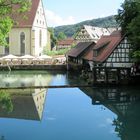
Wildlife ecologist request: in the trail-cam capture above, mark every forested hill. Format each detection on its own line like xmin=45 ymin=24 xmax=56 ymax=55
xmin=54 ymin=15 xmax=118 ymax=37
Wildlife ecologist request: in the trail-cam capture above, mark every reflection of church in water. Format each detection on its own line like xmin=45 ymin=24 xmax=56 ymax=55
xmin=80 ymin=87 xmax=140 ymax=140
xmin=0 ymin=72 xmax=52 ymax=121
xmin=0 ymin=88 xmax=47 ymax=121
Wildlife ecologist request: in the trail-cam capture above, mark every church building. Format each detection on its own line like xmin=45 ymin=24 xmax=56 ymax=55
xmin=0 ymin=0 xmax=48 ymax=57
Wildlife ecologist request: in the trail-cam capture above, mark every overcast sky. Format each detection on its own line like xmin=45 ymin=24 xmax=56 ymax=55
xmin=43 ymin=0 xmax=124 ymax=27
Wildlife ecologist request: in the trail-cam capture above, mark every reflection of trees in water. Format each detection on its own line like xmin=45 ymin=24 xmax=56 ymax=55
xmin=113 ymin=102 xmax=140 ymax=140
xmin=80 ymin=86 xmax=140 ymax=140
xmin=97 ymin=88 xmax=140 ymax=140
xmin=0 ymin=90 xmax=13 ymax=113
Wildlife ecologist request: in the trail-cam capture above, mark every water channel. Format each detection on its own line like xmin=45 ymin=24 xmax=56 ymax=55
xmin=0 ymin=70 xmax=139 ymax=140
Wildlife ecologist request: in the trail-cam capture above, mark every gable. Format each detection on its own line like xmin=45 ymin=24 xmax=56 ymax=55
xmin=33 ymin=0 xmax=47 ymax=28
xmin=106 ymin=37 xmax=132 ymax=64
xmin=75 ymin=27 xmax=93 ymax=41
xmin=75 ymin=25 xmax=114 ymax=43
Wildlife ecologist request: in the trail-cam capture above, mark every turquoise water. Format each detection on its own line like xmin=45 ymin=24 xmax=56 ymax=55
xmin=0 ymin=71 xmax=139 ymax=140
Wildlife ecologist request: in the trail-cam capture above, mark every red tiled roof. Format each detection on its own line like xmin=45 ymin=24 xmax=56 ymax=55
xmin=67 ymin=42 xmax=94 ymax=58
xmin=93 ymin=30 xmax=123 ymax=62
xmin=12 ymin=0 xmax=40 ymax=28
xmin=58 ymin=38 xmax=76 ymax=46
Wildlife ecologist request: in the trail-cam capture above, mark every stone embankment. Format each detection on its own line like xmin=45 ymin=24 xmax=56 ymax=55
xmin=0 ymin=64 xmax=67 ymax=71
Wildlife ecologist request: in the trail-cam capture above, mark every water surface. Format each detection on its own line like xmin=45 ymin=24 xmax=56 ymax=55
xmin=0 ymin=71 xmax=139 ymax=140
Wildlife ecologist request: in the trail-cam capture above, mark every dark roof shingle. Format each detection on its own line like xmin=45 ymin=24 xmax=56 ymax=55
xmin=67 ymin=42 xmax=94 ymax=58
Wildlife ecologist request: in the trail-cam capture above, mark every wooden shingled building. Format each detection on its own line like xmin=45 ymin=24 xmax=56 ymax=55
xmin=66 ymin=42 xmax=95 ymax=70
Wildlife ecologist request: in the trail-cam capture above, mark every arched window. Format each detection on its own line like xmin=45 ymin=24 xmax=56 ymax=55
xmin=20 ymin=32 xmax=25 ymax=55
xmin=39 ymin=30 xmax=42 ymax=47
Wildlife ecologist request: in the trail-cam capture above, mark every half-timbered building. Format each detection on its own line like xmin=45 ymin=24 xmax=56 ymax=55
xmin=93 ymin=31 xmax=132 ymax=67
xmin=92 ymin=30 xmax=133 ymax=84
xmin=74 ymin=25 xmax=115 ymax=43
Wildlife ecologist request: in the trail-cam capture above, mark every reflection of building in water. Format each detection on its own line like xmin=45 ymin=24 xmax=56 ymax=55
xmin=80 ymin=87 xmax=140 ymax=117
xmin=80 ymin=87 xmax=140 ymax=140
xmin=0 ymin=88 xmax=47 ymax=121
xmin=32 ymin=88 xmax=47 ymax=119
xmin=0 ymin=71 xmax=52 ymax=120
xmin=0 ymin=71 xmax=52 ymax=88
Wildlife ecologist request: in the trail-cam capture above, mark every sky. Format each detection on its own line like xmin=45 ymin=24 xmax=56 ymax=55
xmin=43 ymin=0 xmax=125 ymax=27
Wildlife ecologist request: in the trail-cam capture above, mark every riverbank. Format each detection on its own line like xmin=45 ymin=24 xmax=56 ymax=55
xmin=0 ymin=64 xmax=67 ymax=71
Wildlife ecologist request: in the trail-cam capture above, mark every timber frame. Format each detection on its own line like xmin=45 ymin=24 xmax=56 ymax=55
xmin=92 ymin=31 xmax=133 ymax=84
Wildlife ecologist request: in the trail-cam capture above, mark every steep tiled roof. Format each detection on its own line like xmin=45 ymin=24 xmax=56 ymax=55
xmin=93 ymin=30 xmax=123 ymax=62
xmin=58 ymin=38 xmax=76 ymax=46
xmin=67 ymin=42 xmax=94 ymax=57
xmin=12 ymin=0 xmax=40 ymax=27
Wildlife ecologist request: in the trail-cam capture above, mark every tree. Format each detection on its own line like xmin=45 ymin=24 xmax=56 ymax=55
xmin=48 ymin=27 xmax=58 ymax=49
xmin=0 ymin=0 xmax=31 ymax=46
xmin=57 ymin=32 xmax=66 ymax=41
xmin=116 ymin=0 xmax=140 ymax=62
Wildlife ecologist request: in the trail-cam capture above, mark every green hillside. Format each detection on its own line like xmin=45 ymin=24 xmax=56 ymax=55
xmin=54 ymin=15 xmax=118 ymax=37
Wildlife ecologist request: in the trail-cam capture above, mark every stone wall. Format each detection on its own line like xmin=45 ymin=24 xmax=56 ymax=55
xmin=0 ymin=64 xmax=67 ymax=71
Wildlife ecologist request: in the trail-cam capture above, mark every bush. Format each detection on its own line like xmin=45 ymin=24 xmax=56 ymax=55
xmin=44 ymin=48 xmax=70 ymax=56
xmin=0 ymin=90 xmax=13 ymax=113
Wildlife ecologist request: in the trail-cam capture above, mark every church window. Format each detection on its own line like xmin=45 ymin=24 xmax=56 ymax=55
xmin=20 ymin=32 xmax=25 ymax=55
xmin=5 ymin=37 xmax=9 ymax=55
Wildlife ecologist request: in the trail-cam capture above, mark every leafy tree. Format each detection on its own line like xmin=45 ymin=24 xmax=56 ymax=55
xmin=48 ymin=27 xmax=58 ymax=49
xmin=57 ymin=32 xmax=67 ymax=41
xmin=116 ymin=0 xmax=140 ymax=61
xmin=0 ymin=0 xmax=31 ymax=46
